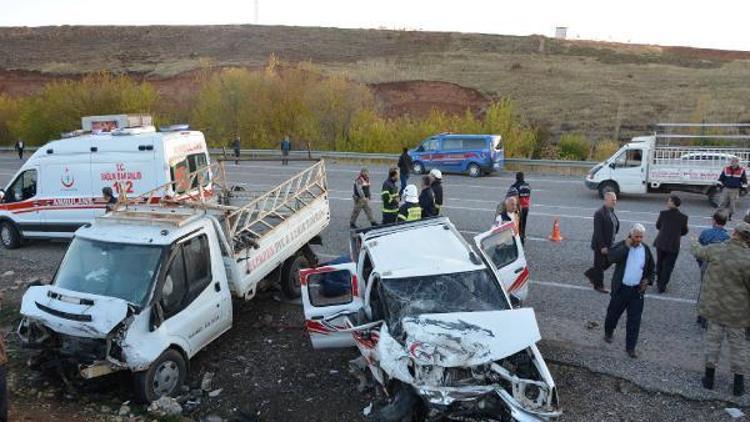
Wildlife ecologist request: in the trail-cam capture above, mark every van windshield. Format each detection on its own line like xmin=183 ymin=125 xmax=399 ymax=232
xmin=53 ymin=238 xmax=164 ymax=307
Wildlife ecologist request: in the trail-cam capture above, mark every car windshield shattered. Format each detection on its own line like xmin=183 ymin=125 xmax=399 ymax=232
xmin=378 ymin=269 xmax=508 ymax=339
xmin=53 ymin=237 xmax=164 ymax=307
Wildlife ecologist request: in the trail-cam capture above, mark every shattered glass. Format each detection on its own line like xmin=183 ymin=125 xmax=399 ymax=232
xmin=379 ymin=269 xmax=508 ymax=340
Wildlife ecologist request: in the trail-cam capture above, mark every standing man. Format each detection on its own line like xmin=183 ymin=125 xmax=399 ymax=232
xmin=350 ymin=168 xmax=378 ymax=229
xmin=397 ymin=185 xmax=422 ymax=222
xmin=717 ymin=157 xmax=747 ymax=221
xmin=0 ymin=290 xmax=7 ymax=422
xmin=418 ymin=176 xmax=436 ymax=218
xmin=14 ymin=139 xmax=24 ymax=160
xmin=232 ymin=137 xmax=241 ymax=165
xmin=653 ymin=195 xmax=689 ymax=293
xmin=510 ymin=172 xmax=531 ymax=243
xmin=429 ymin=169 xmax=443 ymax=215
xmin=603 ymin=224 xmax=655 ymax=358
xmin=695 ymin=210 xmax=730 ymax=327
xmin=585 ymin=192 xmax=620 ymax=293
xmin=280 ymin=135 xmax=292 ymax=166
xmin=397 ymin=147 xmax=413 ymax=195
xmin=691 ymin=222 xmax=750 ymax=396
xmin=381 ymin=167 xmax=400 ymax=224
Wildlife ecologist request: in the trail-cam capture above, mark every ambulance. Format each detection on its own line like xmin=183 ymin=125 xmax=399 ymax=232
xmin=0 ymin=115 xmax=212 ymax=249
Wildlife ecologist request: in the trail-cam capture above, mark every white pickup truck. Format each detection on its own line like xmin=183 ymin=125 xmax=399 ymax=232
xmin=17 ymin=161 xmax=330 ymax=402
xmin=585 ymin=124 xmax=749 ymax=205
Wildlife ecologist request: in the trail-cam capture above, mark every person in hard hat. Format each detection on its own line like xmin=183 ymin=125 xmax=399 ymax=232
xmin=429 ymin=169 xmax=443 ymax=215
xmin=381 ymin=167 xmax=400 ymax=224
xmin=397 ymin=184 xmax=422 ymax=222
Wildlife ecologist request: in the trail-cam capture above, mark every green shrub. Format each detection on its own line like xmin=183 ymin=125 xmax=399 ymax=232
xmin=592 ymin=139 xmax=620 ymax=161
xmin=559 ymin=133 xmax=590 ymax=160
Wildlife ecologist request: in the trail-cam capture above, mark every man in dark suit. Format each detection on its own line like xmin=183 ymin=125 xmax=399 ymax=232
xmin=585 ymin=192 xmax=619 ymax=293
xmin=653 ymin=194 xmax=689 ymax=293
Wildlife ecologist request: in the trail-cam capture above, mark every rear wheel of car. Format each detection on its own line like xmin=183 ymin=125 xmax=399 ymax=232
xmin=598 ymin=181 xmax=619 ymax=199
xmin=133 ymin=349 xmax=187 ymax=404
xmin=412 ymin=162 xmax=424 ymax=175
xmin=0 ymin=220 xmax=21 ymax=249
xmin=377 ymin=383 xmax=423 ymax=422
xmin=281 ymin=252 xmax=312 ymax=299
xmin=707 ymin=186 xmax=721 ymax=208
xmin=467 ymin=163 xmax=481 ymax=178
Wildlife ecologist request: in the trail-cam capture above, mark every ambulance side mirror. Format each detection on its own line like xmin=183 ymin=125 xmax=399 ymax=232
xmin=0 ymin=189 xmax=5 ymax=202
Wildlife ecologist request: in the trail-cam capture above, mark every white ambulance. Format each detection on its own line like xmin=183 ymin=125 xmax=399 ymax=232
xmin=0 ymin=115 xmax=211 ymax=249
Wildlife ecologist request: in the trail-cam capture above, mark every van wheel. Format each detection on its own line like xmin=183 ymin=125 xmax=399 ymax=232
xmin=281 ymin=252 xmax=312 ymax=299
xmin=467 ymin=163 xmax=481 ymax=178
xmin=0 ymin=221 xmax=21 ymax=249
xmin=133 ymin=349 xmax=187 ymax=404
xmin=412 ymin=162 xmax=424 ymax=175
xmin=598 ymin=181 xmax=619 ymax=199
xmin=707 ymin=186 xmax=721 ymax=208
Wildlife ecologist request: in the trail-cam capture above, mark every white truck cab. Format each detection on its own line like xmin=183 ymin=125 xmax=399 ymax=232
xmin=0 ymin=114 xmax=211 ymax=249
xmin=585 ymin=124 xmax=750 ymax=205
xmin=17 ymin=161 xmax=330 ymax=403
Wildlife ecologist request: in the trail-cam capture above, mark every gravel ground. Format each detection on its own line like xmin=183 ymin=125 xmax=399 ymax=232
xmin=1 ymin=155 xmax=749 ymax=420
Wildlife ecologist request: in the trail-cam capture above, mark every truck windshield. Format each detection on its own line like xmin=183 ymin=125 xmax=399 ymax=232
xmin=53 ymin=238 xmax=164 ymax=307
xmin=378 ymin=269 xmax=508 ymax=339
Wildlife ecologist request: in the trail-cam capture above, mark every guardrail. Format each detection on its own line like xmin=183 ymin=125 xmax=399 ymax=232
xmin=0 ymin=146 xmax=598 ymax=170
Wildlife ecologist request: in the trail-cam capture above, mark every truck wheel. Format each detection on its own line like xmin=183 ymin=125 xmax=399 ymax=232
xmin=598 ymin=181 xmax=619 ymax=199
xmin=0 ymin=220 xmax=21 ymax=249
xmin=281 ymin=252 xmax=311 ymax=299
xmin=707 ymin=186 xmax=721 ymax=208
xmin=133 ymin=349 xmax=187 ymax=404
xmin=413 ymin=162 xmax=424 ymax=175
xmin=467 ymin=163 xmax=481 ymax=178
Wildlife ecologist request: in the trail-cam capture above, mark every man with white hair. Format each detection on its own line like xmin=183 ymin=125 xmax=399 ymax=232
xmin=603 ymin=223 xmax=655 ymax=358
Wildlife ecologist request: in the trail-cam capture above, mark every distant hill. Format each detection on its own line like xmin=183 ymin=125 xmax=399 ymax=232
xmin=1 ymin=24 xmax=750 ymax=139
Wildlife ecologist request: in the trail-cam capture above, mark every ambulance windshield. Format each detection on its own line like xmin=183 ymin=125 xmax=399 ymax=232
xmin=53 ymin=238 xmax=164 ymax=307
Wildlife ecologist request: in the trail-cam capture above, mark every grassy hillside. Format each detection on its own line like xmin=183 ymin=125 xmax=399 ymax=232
xmin=1 ymin=25 xmax=750 ymax=139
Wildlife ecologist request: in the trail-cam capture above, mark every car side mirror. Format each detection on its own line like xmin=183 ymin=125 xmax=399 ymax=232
xmin=608 ymin=162 xmax=616 ymax=169
xmin=149 ymin=303 xmax=164 ymax=331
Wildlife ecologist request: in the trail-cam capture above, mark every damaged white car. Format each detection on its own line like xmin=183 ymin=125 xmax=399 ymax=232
xmin=301 ymin=218 xmax=561 ymax=421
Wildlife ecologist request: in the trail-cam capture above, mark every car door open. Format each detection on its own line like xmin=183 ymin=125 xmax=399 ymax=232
xmin=300 ymin=263 xmax=363 ymax=349
xmin=474 ymin=222 xmax=529 ymax=305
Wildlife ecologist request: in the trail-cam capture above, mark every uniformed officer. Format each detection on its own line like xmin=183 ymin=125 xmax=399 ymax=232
xmin=381 ymin=167 xmax=400 ymax=224
xmin=397 ymin=184 xmax=422 ymax=222
xmin=429 ymin=169 xmax=443 ymax=215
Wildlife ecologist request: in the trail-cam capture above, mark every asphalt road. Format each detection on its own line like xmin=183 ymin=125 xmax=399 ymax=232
xmin=1 ymin=154 xmax=749 ymax=408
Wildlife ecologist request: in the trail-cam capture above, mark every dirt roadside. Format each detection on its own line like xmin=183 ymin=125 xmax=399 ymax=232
xmin=0 ymin=247 xmax=742 ymax=421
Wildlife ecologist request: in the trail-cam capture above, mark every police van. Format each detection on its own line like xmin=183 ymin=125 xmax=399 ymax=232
xmin=408 ymin=133 xmax=504 ymax=177
xmin=0 ymin=115 xmax=211 ymax=249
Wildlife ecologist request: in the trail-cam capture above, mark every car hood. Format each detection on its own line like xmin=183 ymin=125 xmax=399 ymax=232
xmin=401 ymin=308 xmax=541 ymax=367
xmin=20 ymin=285 xmax=131 ymax=339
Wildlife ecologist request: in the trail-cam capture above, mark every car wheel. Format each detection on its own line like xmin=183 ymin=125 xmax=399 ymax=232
xmin=281 ymin=252 xmax=311 ymax=299
xmin=707 ymin=186 xmax=721 ymax=208
xmin=412 ymin=162 xmax=424 ymax=175
xmin=133 ymin=349 xmax=187 ymax=404
xmin=598 ymin=181 xmax=619 ymax=199
xmin=377 ymin=383 xmax=422 ymax=422
xmin=467 ymin=163 xmax=481 ymax=178
xmin=0 ymin=220 xmax=21 ymax=249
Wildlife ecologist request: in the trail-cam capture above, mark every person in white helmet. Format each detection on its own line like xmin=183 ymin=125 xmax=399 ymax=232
xmin=398 ymin=184 xmax=422 ymax=222
xmin=429 ymin=169 xmax=443 ymax=214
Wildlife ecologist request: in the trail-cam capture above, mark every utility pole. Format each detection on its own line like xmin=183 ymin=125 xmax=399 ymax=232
xmin=254 ymin=0 xmax=259 ymax=24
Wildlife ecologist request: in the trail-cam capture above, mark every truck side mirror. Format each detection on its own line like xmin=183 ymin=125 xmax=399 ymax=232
xmin=608 ymin=162 xmax=616 ymax=169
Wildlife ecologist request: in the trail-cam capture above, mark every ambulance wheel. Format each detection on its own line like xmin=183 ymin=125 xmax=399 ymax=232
xmin=133 ymin=349 xmax=187 ymax=404
xmin=467 ymin=163 xmax=481 ymax=178
xmin=412 ymin=162 xmax=424 ymax=175
xmin=598 ymin=181 xmax=619 ymax=199
xmin=0 ymin=220 xmax=21 ymax=249
xmin=281 ymin=252 xmax=311 ymax=299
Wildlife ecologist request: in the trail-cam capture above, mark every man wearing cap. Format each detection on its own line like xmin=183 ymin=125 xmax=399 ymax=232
xmin=429 ymin=169 xmax=443 ymax=215
xmin=381 ymin=167 xmax=400 ymax=224
xmin=691 ymin=222 xmax=750 ymax=396
xmin=717 ymin=157 xmax=748 ymax=220
xmin=398 ymin=184 xmax=422 ymax=222
xmin=350 ymin=168 xmax=378 ymax=229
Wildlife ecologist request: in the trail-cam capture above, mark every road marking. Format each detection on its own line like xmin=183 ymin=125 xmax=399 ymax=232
xmin=532 ymin=280 xmax=697 ymax=304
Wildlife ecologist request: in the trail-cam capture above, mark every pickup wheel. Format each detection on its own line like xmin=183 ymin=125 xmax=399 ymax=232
xmin=281 ymin=252 xmax=312 ymax=299
xmin=598 ymin=181 xmax=619 ymax=199
xmin=133 ymin=349 xmax=187 ymax=404
xmin=0 ymin=220 xmax=21 ymax=249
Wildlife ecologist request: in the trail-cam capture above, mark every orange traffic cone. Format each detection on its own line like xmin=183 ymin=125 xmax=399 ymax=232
xmin=548 ymin=217 xmax=564 ymax=242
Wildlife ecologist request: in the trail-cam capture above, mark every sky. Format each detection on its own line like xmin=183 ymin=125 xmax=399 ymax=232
xmin=2 ymin=0 xmax=749 ymax=51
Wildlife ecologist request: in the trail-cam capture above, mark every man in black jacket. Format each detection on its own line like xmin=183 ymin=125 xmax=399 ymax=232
xmin=397 ymin=148 xmax=413 ymax=195
xmin=653 ymin=194 xmax=689 ymax=293
xmin=585 ymin=192 xmax=619 ymax=293
xmin=418 ymin=176 xmax=436 ymax=218
xmin=429 ymin=169 xmax=443 ymax=215
xmin=604 ymin=224 xmax=655 ymax=358
xmin=381 ymin=167 xmax=400 ymax=224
